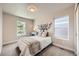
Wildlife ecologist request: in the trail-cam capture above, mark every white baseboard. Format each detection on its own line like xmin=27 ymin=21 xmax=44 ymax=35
xmin=74 ymin=51 xmax=77 ymax=56
xmin=53 ymin=43 xmax=74 ymax=52
xmin=3 ymin=40 xmax=17 ymax=46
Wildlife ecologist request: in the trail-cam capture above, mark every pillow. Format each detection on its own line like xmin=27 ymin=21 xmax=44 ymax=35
xmin=38 ymin=31 xmax=42 ymax=36
xmin=41 ymin=31 xmax=47 ymax=37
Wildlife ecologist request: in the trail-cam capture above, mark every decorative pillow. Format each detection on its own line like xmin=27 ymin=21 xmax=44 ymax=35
xmin=41 ymin=31 xmax=47 ymax=37
xmin=38 ymin=31 xmax=42 ymax=36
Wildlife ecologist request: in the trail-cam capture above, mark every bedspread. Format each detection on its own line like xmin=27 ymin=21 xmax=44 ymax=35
xmin=17 ymin=37 xmax=40 ymax=56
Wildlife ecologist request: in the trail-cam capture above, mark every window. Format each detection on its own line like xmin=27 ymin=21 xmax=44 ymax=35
xmin=55 ymin=16 xmax=69 ymax=40
xmin=17 ymin=20 xmax=26 ymax=36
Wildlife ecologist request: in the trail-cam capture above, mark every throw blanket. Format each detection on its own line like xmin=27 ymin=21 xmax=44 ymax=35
xmin=17 ymin=37 xmax=40 ymax=56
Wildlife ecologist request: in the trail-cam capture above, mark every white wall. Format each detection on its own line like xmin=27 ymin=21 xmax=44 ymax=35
xmin=3 ymin=13 xmax=34 ymax=44
xmin=74 ymin=4 xmax=79 ymax=55
xmin=34 ymin=12 xmax=53 ymax=32
xmin=34 ymin=6 xmax=75 ymax=51
xmin=74 ymin=4 xmax=78 ymax=55
xmin=0 ymin=5 xmax=2 ymax=54
xmin=77 ymin=4 xmax=79 ymax=56
xmin=3 ymin=13 xmax=17 ymax=44
xmin=52 ymin=6 xmax=75 ymax=51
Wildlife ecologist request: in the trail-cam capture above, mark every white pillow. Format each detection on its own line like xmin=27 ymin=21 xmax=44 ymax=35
xmin=42 ymin=31 xmax=47 ymax=37
xmin=38 ymin=31 xmax=42 ymax=36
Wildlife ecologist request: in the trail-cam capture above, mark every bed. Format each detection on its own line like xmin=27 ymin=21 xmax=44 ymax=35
xmin=17 ymin=36 xmax=52 ymax=56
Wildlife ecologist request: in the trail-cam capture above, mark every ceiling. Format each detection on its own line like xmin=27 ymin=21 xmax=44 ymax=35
xmin=2 ymin=3 xmax=74 ymax=20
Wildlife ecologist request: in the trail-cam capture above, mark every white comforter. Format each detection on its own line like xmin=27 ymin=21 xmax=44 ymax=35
xmin=17 ymin=36 xmax=52 ymax=56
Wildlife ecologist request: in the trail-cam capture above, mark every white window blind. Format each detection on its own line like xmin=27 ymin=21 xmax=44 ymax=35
xmin=55 ymin=16 xmax=69 ymax=40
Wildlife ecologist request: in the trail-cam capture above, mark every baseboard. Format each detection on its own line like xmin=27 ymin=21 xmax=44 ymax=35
xmin=74 ymin=51 xmax=77 ymax=56
xmin=3 ymin=40 xmax=17 ymax=46
xmin=53 ymin=43 xmax=74 ymax=53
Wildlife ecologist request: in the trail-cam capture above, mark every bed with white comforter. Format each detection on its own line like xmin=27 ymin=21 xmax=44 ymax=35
xmin=17 ymin=36 xmax=52 ymax=56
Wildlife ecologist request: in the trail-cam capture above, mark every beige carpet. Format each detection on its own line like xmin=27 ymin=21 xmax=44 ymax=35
xmin=1 ymin=43 xmax=18 ymax=56
xmin=37 ymin=46 xmax=75 ymax=56
xmin=1 ymin=43 xmax=75 ymax=56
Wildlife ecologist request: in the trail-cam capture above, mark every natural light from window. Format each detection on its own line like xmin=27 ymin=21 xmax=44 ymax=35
xmin=17 ymin=20 xmax=26 ymax=36
xmin=55 ymin=16 xmax=69 ymax=40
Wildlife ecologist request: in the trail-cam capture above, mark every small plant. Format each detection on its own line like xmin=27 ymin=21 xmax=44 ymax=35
xmin=38 ymin=22 xmax=52 ymax=35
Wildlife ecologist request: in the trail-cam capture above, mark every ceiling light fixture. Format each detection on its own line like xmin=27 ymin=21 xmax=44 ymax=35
xmin=27 ymin=4 xmax=38 ymax=12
